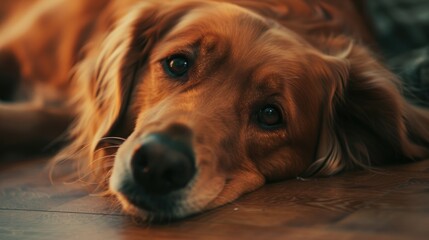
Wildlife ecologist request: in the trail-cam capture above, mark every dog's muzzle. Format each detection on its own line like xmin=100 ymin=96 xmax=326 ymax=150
xmin=113 ymin=123 xmax=198 ymax=215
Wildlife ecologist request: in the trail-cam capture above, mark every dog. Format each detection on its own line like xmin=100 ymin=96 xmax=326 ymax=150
xmin=1 ymin=0 xmax=429 ymax=220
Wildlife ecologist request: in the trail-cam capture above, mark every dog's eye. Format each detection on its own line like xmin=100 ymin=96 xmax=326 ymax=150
xmin=257 ymin=105 xmax=283 ymax=128
xmin=163 ymin=55 xmax=190 ymax=78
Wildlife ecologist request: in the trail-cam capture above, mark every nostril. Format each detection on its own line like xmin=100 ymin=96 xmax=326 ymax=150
xmin=162 ymin=153 xmax=194 ymax=189
xmin=130 ymin=134 xmax=196 ymax=195
xmin=131 ymin=146 xmax=150 ymax=184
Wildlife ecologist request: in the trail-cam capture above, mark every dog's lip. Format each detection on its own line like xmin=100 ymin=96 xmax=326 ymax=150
xmin=123 ymin=195 xmax=158 ymax=213
xmin=119 ymin=193 xmax=201 ymax=222
xmin=117 ymin=182 xmax=184 ymax=213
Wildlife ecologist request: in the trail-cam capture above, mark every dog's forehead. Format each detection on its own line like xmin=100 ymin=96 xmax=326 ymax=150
xmin=172 ymin=2 xmax=267 ymax=34
xmin=155 ymin=3 xmax=310 ymax=61
xmin=157 ymin=2 xmax=269 ymax=48
xmin=150 ymin=2 xmax=318 ymax=90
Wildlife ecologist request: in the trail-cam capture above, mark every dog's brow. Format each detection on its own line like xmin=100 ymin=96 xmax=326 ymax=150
xmin=155 ymin=30 xmax=228 ymax=62
xmin=163 ymin=28 xmax=202 ymax=44
xmin=151 ymin=34 xmax=204 ymax=63
xmin=254 ymin=75 xmax=286 ymax=94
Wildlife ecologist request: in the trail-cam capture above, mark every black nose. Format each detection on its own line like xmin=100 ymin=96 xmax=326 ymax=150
xmin=131 ymin=133 xmax=195 ymax=195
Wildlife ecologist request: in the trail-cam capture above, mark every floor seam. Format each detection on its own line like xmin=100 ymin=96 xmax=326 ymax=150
xmin=0 ymin=207 xmax=124 ymax=217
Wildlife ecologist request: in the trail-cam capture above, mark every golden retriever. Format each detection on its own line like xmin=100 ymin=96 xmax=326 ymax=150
xmin=1 ymin=0 xmax=429 ymax=220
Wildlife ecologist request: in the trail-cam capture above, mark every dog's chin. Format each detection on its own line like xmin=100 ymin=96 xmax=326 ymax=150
xmin=114 ymin=194 xmax=198 ymax=221
xmin=111 ymin=180 xmax=226 ymax=222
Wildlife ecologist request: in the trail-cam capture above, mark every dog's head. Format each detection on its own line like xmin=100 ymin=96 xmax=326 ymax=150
xmin=68 ymin=1 xmax=429 ymax=220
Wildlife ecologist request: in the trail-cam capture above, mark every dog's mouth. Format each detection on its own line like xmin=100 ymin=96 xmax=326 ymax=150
xmin=115 ymin=179 xmax=198 ymax=220
xmin=112 ymin=173 xmax=225 ymax=221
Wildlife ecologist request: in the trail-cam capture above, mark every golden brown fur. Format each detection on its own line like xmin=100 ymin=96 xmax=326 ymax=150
xmin=1 ymin=0 xmax=429 ymax=220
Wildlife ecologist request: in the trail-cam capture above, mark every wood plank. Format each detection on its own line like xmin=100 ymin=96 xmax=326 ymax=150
xmin=0 ymin=209 xmax=413 ymax=240
xmin=0 ymin=157 xmax=428 ymax=239
xmin=333 ymin=177 xmax=429 ymax=239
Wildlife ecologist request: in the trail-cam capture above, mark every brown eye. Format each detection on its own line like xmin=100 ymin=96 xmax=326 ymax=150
xmin=163 ymin=55 xmax=190 ymax=78
xmin=257 ymin=105 xmax=283 ymax=128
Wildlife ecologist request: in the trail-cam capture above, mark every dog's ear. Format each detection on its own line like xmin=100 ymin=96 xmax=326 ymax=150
xmin=95 ymin=2 xmax=199 ymax=143
xmin=59 ymin=2 xmax=199 ymax=181
xmin=303 ymin=37 xmax=429 ymax=177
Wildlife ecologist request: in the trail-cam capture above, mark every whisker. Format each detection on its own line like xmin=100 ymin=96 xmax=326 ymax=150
xmin=89 ymin=154 xmax=117 ymax=165
xmin=61 ymin=153 xmax=116 ymax=185
xmin=99 ymin=136 xmax=126 ymax=141
xmin=93 ymin=144 xmax=121 ymax=155
xmin=98 ymin=136 xmax=126 ymax=146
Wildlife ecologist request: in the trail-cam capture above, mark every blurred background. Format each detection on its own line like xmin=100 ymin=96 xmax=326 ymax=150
xmin=366 ymin=0 xmax=429 ymax=106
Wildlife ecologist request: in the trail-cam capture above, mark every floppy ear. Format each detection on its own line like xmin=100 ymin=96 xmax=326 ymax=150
xmin=55 ymin=2 xmax=198 ymax=184
xmin=97 ymin=1 xmax=206 ymax=142
xmin=304 ymin=37 xmax=429 ymax=177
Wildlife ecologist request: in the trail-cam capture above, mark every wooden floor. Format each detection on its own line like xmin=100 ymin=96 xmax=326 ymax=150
xmin=1 ymin=156 xmax=429 ymax=240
